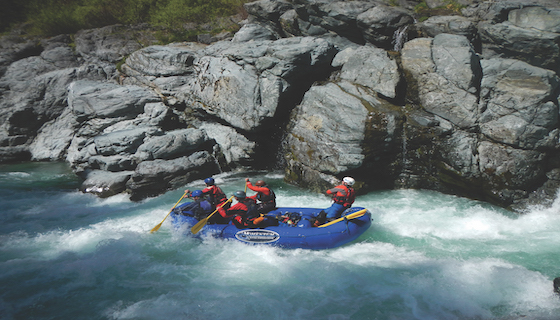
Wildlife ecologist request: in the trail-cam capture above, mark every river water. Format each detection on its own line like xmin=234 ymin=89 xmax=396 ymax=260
xmin=0 ymin=162 xmax=559 ymax=320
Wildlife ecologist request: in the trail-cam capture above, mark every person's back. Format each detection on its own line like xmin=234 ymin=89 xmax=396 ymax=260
xmin=180 ymin=189 xmax=212 ymax=219
xmin=183 ymin=199 xmax=212 ymax=219
xmin=201 ymin=177 xmax=228 ymax=209
xmin=314 ymin=177 xmax=356 ymax=226
xmin=245 ymin=178 xmax=276 ymax=214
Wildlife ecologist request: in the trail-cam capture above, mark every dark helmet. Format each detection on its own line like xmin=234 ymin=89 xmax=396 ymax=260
xmin=191 ymin=190 xmax=203 ymax=197
xmin=233 ymin=191 xmax=246 ymax=199
xmin=255 ymin=180 xmax=266 ymax=187
xmin=204 ymin=177 xmax=215 ymax=185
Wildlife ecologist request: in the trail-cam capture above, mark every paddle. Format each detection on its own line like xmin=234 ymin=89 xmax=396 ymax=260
xmin=317 ymin=208 xmax=368 ymax=228
xmin=150 ymin=191 xmax=187 ymax=233
xmin=191 ymin=196 xmax=234 ymax=234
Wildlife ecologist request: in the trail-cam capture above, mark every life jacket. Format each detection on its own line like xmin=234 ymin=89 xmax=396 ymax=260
xmin=332 ymin=185 xmax=355 ymax=208
xmin=256 ymin=187 xmax=276 ymax=205
xmin=182 ymin=200 xmax=212 ymax=219
xmin=205 ymin=185 xmax=227 ymax=207
xmin=232 ymin=198 xmax=261 ymax=228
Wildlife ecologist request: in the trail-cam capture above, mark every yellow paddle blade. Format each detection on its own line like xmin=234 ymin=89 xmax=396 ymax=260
xmin=150 ymin=192 xmax=187 ymax=233
xmin=191 ymin=217 xmax=209 ymax=234
xmin=317 ymin=209 xmax=367 ymax=228
xmin=150 ymin=221 xmax=164 ymax=233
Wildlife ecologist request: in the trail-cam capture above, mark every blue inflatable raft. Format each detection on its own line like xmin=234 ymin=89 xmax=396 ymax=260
xmin=171 ymin=204 xmax=372 ymax=249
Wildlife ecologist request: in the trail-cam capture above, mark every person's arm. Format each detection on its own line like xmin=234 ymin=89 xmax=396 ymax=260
xmin=247 ymin=182 xmax=270 ymax=195
xmin=245 ymin=181 xmax=257 ymax=192
xmin=224 ymin=203 xmax=245 ymax=217
xmin=217 ymin=206 xmax=228 ymax=218
xmin=326 ymin=186 xmax=346 ymax=196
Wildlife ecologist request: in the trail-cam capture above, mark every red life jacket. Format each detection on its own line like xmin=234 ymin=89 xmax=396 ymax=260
xmin=232 ymin=198 xmax=260 ymax=228
xmin=256 ymin=187 xmax=276 ymax=205
xmin=332 ymin=184 xmax=355 ymax=208
xmin=203 ymin=185 xmax=227 ymax=206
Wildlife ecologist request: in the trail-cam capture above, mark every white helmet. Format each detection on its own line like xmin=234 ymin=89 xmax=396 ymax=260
xmin=343 ymin=177 xmax=355 ymax=186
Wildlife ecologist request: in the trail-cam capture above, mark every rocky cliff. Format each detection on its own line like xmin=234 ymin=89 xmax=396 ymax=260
xmin=1 ymin=0 xmax=559 ymax=210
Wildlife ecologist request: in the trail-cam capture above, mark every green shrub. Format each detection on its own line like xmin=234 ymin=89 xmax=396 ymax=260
xmin=414 ymin=0 xmax=465 ymax=20
xmin=150 ymin=0 xmax=247 ymax=28
xmin=13 ymin=0 xmax=248 ymax=37
xmin=0 ymin=0 xmax=31 ymax=33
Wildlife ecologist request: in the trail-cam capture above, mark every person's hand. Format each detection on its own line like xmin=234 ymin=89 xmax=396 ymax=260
xmin=185 ymin=189 xmax=190 ymax=193
xmin=245 ymin=178 xmax=250 ymax=182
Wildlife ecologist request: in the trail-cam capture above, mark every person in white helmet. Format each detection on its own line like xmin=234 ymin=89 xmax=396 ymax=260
xmin=313 ymin=177 xmax=356 ymax=226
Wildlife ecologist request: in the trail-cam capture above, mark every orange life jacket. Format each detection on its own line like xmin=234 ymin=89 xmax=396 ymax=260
xmin=332 ymin=184 xmax=355 ymax=208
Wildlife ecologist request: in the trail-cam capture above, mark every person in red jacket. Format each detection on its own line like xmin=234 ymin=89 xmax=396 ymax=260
xmin=314 ymin=177 xmax=356 ymax=226
xmin=216 ymin=191 xmax=261 ymax=227
xmin=245 ymin=178 xmax=276 ymax=214
xmin=186 ymin=177 xmax=229 ymax=211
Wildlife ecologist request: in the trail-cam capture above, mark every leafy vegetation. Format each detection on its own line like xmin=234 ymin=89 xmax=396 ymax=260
xmin=1 ymin=0 xmax=249 ymax=37
xmin=414 ymin=0 xmax=465 ymax=22
xmin=0 ymin=0 xmax=30 ymax=33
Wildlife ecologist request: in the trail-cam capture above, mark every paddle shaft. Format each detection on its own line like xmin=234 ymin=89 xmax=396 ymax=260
xmin=317 ymin=208 xmax=368 ymax=228
xmin=150 ymin=192 xmax=187 ymax=233
xmin=191 ymin=196 xmax=234 ymax=234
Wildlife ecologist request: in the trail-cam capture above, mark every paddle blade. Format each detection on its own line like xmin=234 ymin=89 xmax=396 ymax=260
xmin=149 ymin=192 xmax=187 ymax=234
xmin=317 ymin=209 xmax=367 ymax=228
xmin=191 ymin=218 xmax=208 ymax=234
xmin=150 ymin=222 xmax=163 ymax=233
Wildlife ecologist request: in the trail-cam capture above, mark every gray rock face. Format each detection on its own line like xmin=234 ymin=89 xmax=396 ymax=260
xmin=401 ymin=34 xmax=481 ymax=129
xmin=126 ymin=151 xmax=220 ymax=201
xmin=357 ymin=5 xmax=415 ymax=48
xmin=68 ymin=81 xmax=161 ymax=121
xmin=478 ymin=5 xmax=560 ymax=74
xmin=286 ymin=81 xmax=369 ymax=174
xmin=74 ymin=24 xmax=159 ymax=63
xmin=479 ymin=59 xmax=559 ymax=149
xmin=1 ymin=0 xmax=560 ymax=209
xmin=122 ymin=36 xmax=338 ymax=132
xmin=415 ymin=15 xmax=478 ymax=42
xmin=333 ymin=46 xmax=400 ymax=99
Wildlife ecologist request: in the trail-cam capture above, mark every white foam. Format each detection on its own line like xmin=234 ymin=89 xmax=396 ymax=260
xmin=3 ymin=173 xmax=560 ymax=320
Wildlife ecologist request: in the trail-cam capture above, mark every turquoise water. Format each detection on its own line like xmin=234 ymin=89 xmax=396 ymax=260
xmin=0 ymin=163 xmax=559 ymax=319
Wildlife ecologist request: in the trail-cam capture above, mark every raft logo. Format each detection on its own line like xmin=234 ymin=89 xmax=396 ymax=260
xmin=235 ymin=230 xmax=280 ymax=243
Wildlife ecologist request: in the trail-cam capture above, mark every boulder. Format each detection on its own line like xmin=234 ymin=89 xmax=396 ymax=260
xmin=232 ymin=23 xmax=278 ymax=42
xmin=81 ymin=170 xmax=134 ymax=198
xmin=478 ymin=141 xmax=546 ymax=202
xmin=478 ymin=59 xmax=559 ymax=149
xmin=357 ymin=5 xmax=415 ymax=49
xmin=134 ymin=128 xmax=210 ymax=161
xmin=29 ymin=108 xmax=78 ymax=161
xmin=479 ymin=7 xmax=560 ymax=73
xmin=284 ymin=79 xmax=405 ymax=191
xmin=285 ymin=81 xmax=370 ymax=174
xmin=74 ymin=24 xmax=159 ymax=63
xmin=333 ymin=46 xmax=401 ymax=99
xmin=68 ymin=80 xmax=161 ymax=121
xmin=122 ymin=36 xmax=338 ymax=132
xmin=0 ymin=35 xmax=42 ymax=77
xmin=94 ymin=127 xmax=152 ymax=156
xmin=197 ymin=122 xmax=256 ymax=165
xmin=126 ymin=151 xmax=220 ymax=201
xmin=123 ymin=44 xmax=202 ymax=77
xmin=415 ymin=15 xmax=478 ymax=43
xmin=401 ymin=34 xmax=481 ymax=129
